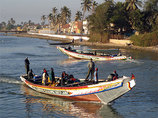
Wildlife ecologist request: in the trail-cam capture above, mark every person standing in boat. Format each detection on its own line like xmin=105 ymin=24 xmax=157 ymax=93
xmin=94 ymin=68 xmax=98 ymax=83
xmin=25 ymin=57 xmax=30 ymax=74
xmin=42 ymin=68 xmax=48 ymax=85
xmin=50 ymin=68 xmax=55 ymax=84
xmin=72 ymin=38 xmax=74 ymax=43
xmin=85 ymin=58 xmax=95 ymax=81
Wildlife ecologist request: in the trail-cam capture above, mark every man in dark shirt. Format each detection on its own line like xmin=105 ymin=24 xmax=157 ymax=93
xmin=85 ymin=58 xmax=95 ymax=81
xmin=25 ymin=57 xmax=30 ymax=74
xmin=28 ymin=69 xmax=34 ymax=81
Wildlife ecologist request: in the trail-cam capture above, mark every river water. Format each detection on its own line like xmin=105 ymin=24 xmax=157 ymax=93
xmin=0 ymin=34 xmax=158 ymax=118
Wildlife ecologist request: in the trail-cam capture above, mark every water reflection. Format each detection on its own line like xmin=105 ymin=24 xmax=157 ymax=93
xmin=125 ymin=49 xmax=158 ymax=61
xmin=21 ymin=84 xmax=123 ymax=118
xmin=57 ymin=58 xmax=87 ymax=65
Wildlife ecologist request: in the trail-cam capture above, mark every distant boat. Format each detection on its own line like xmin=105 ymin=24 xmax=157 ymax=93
xmin=20 ymin=74 xmax=135 ymax=104
xmin=57 ymin=46 xmax=127 ymax=61
xmin=49 ymin=42 xmax=72 ymax=45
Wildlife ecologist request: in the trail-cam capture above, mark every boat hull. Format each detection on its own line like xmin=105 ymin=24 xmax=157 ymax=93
xmin=20 ymin=75 xmax=135 ymax=104
xmin=57 ymin=46 xmax=127 ymax=61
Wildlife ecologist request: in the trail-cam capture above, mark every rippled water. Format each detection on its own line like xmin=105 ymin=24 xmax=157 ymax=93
xmin=0 ymin=34 xmax=158 ymax=118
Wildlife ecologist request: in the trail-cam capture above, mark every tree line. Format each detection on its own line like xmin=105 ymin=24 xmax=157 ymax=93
xmin=40 ymin=0 xmax=98 ymax=31
xmin=0 ymin=18 xmax=16 ymax=30
xmin=0 ymin=18 xmax=41 ymax=31
xmin=88 ymin=0 xmax=158 ymax=44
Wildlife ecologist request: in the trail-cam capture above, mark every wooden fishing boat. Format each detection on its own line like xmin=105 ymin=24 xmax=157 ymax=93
xmin=57 ymin=46 xmax=127 ymax=61
xmin=20 ymin=74 xmax=136 ymax=104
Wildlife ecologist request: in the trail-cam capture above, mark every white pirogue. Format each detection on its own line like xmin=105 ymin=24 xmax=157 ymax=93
xmin=57 ymin=46 xmax=127 ymax=61
xmin=20 ymin=74 xmax=136 ymax=104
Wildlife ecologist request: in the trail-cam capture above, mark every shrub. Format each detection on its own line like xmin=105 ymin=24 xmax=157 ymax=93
xmin=130 ymin=31 xmax=158 ymax=47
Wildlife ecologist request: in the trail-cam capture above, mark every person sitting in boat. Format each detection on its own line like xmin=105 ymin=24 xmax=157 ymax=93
xmin=94 ymin=51 xmax=97 ymax=55
xmin=107 ymin=70 xmax=118 ymax=81
xmin=61 ymin=71 xmax=69 ymax=86
xmin=68 ymin=46 xmax=72 ymax=50
xmin=113 ymin=70 xmax=118 ymax=80
xmin=85 ymin=58 xmax=95 ymax=81
xmin=67 ymin=74 xmax=75 ymax=84
xmin=42 ymin=68 xmax=48 ymax=85
xmin=72 ymin=39 xmax=74 ymax=43
xmin=27 ymin=69 xmax=34 ymax=81
xmin=67 ymin=75 xmax=80 ymax=84
xmin=93 ymin=68 xmax=98 ymax=83
xmin=118 ymin=52 xmax=122 ymax=56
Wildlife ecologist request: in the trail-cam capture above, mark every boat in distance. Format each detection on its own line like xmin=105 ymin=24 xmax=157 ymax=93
xmin=57 ymin=46 xmax=128 ymax=61
xmin=20 ymin=74 xmax=136 ymax=104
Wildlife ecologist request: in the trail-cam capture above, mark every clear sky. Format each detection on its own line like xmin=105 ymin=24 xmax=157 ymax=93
xmin=0 ymin=0 xmax=124 ymax=24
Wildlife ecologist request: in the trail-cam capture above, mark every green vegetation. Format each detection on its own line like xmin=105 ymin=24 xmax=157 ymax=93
xmin=88 ymin=0 xmax=114 ymax=42
xmin=129 ymin=0 xmax=158 ymax=46
xmin=87 ymin=0 xmax=158 ymax=46
xmin=89 ymin=32 xmax=109 ymax=43
xmin=130 ymin=31 xmax=158 ymax=47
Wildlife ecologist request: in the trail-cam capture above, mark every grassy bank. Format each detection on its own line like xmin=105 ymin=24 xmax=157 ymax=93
xmin=130 ymin=31 xmax=158 ymax=47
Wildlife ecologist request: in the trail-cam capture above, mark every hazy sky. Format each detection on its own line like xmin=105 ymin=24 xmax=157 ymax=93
xmin=0 ymin=0 xmax=124 ymax=24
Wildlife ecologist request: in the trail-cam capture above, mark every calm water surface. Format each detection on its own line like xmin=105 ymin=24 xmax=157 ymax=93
xmin=0 ymin=35 xmax=158 ymax=118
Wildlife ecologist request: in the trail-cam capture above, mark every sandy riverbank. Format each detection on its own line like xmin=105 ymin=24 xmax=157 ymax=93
xmin=11 ymin=33 xmax=158 ymax=53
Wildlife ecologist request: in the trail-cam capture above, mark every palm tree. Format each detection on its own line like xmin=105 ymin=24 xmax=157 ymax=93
xmin=56 ymin=14 xmax=62 ymax=24
xmin=48 ymin=13 xmax=53 ymax=29
xmin=48 ymin=13 xmax=53 ymax=21
xmin=41 ymin=15 xmax=46 ymax=26
xmin=1 ymin=22 xmax=6 ymax=30
xmin=56 ymin=13 xmax=62 ymax=33
xmin=75 ymin=11 xmax=82 ymax=21
xmin=92 ymin=1 xmax=98 ymax=13
xmin=61 ymin=6 xmax=71 ymax=25
xmin=52 ymin=7 xmax=58 ymax=26
xmin=1 ymin=22 xmax=6 ymax=27
xmin=52 ymin=7 xmax=57 ymax=16
xmin=125 ymin=0 xmax=142 ymax=11
xmin=28 ymin=20 xmax=32 ymax=26
xmin=10 ymin=18 xmax=16 ymax=25
xmin=144 ymin=0 xmax=158 ymax=31
xmin=81 ymin=0 xmax=92 ymax=34
xmin=81 ymin=0 xmax=92 ymax=20
xmin=125 ymin=0 xmax=142 ymax=31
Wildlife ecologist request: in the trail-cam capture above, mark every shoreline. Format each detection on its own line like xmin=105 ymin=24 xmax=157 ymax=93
xmin=11 ymin=33 xmax=158 ymax=53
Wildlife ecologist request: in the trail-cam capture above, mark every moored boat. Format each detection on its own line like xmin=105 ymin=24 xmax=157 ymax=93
xmin=20 ymin=74 xmax=136 ymax=104
xmin=57 ymin=46 xmax=127 ymax=61
xmin=49 ymin=42 xmax=72 ymax=45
